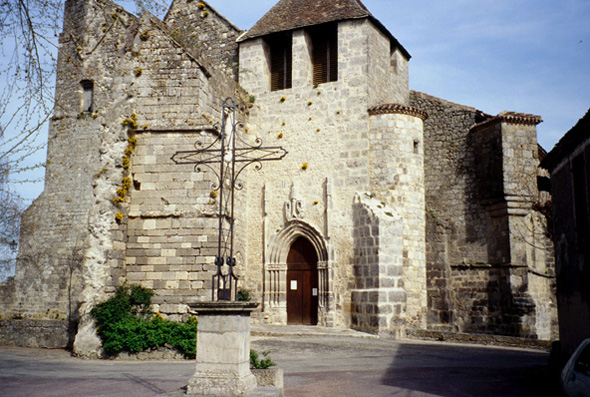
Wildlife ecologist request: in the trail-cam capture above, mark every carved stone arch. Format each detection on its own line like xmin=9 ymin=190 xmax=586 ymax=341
xmin=268 ymin=220 xmax=328 ymax=265
xmin=264 ymin=220 xmax=331 ymax=325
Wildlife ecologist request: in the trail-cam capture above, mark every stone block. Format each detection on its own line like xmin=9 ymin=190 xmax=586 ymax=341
xmin=251 ymin=368 xmax=284 ymax=388
xmin=187 ymin=303 xmax=258 ymax=396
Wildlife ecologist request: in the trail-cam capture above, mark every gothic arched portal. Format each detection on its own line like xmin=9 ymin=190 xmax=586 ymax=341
xmin=264 ymin=220 xmax=330 ymax=325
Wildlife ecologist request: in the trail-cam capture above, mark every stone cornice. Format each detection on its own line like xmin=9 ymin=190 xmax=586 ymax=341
xmin=471 ymin=112 xmax=542 ymax=132
xmin=498 ymin=111 xmax=543 ymax=125
xmin=368 ymin=103 xmax=428 ymax=120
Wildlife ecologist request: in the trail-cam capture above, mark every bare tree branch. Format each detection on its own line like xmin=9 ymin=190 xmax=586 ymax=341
xmin=0 ymin=0 xmax=170 ymax=279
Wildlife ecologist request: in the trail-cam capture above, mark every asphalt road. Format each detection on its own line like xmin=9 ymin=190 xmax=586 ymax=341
xmin=0 ymin=336 xmax=559 ymax=396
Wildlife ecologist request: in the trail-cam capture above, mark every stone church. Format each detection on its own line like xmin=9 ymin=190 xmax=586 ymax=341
xmin=0 ymin=0 xmax=558 ymax=354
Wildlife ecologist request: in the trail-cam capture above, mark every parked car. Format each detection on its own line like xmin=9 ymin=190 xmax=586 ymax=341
xmin=561 ymin=338 xmax=590 ymax=396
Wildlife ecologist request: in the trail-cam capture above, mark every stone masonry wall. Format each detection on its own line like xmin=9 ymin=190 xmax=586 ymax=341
xmin=368 ymin=110 xmax=426 ymax=329
xmin=474 ymin=118 xmax=557 ymax=339
xmin=1 ymin=0 xmax=244 ymax=352
xmin=128 ymin=13 xmax=243 ymax=130
xmin=367 ymin=26 xmax=409 ymax=107
xmin=74 ymin=0 xmax=244 ymax=355
xmin=410 ymin=91 xmax=491 ymax=265
xmin=2 ymin=0 xmax=558 ymax=350
xmin=367 ymin=27 xmax=394 ymax=107
xmin=469 ymin=120 xmax=510 ymax=265
xmin=74 ymin=0 xmax=245 ymax=355
xmin=109 ymin=5 xmax=245 ymax=320
xmin=0 ymin=0 xmax=139 ymax=347
xmin=411 ymin=90 xmax=556 ymax=339
xmin=0 ymin=319 xmax=70 ymax=348
xmin=351 ymin=194 xmax=406 ymax=337
xmin=549 ymin=136 xmax=590 ymax=355
xmin=125 ymin=130 xmax=220 ymax=318
xmin=165 ymin=0 xmax=242 ymax=81
xmin=412 ymin=91 xmax=498 ymax=332
xmin=390 ymin=48 xmax=409 ymax=106
xmin=449 ymin=265 xmax=524 ymax=335
xmin=238 ymin=18 xmax=410 ymax=328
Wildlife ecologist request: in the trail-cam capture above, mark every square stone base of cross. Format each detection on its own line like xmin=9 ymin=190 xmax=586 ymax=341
xmin=187 ymin=302 xmax=263 ymax=396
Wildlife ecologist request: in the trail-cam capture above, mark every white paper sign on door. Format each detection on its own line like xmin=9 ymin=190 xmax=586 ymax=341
xmin=312 ymin=288 xmax=318 ymax=296
xmin=290 ymin=280 xmax=297 ymax=290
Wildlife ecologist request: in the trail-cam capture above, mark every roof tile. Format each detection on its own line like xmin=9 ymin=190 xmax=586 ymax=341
xmin=239 ymin=0 xmax=371 ymax=41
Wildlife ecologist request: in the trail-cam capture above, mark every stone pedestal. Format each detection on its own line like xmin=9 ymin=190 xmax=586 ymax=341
xmin=187 ymin=302 xmax=259 ymax=396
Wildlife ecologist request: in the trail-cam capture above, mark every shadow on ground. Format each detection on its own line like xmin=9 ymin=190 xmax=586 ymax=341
xmin=252 ymin=336 xmax=560 ymax=397
xmin=381 ymin=343 xmax=560 ymax=397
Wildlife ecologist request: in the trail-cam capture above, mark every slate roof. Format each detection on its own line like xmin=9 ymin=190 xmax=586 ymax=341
xmin=541 ymin=108 xmax=590 ymax=171
xmin=238 ymin=0 xmax=410 ymax=58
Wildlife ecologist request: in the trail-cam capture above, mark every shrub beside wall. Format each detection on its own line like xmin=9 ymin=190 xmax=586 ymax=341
xmin=90 ymin=285 xmax=197 ymax=358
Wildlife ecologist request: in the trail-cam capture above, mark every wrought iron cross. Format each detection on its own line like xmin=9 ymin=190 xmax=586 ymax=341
xmin=171 ymin=97 xmax=287 ymax=301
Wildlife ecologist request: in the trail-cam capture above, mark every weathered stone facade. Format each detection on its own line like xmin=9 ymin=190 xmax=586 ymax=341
xmin=412 ymin=92 xmax=557 ymax=339
xmin=351 ymin=193 xmax=405 ymax=337
xmin=0 ymin=0 xmax=557 ymax=353
xmin=236 ymin=13 xmax=425 ymax=330
xmin=541 ymin=108 xmax=590 ymax=359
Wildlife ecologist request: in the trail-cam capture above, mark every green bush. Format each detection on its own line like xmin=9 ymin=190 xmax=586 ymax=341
xmin=250 ymin=349 xmax=276 ymax=369
xmin=90 ymin=285 xmax=197 ymax=358
xmin=237 ymin=289 xmax=251 ymax=302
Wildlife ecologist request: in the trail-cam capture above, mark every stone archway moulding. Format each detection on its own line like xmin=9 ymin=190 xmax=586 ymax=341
xmin=264 ymin=220 xmax=331 ymax=324
xmin=267 ymin=220 xmax=328 ymax=265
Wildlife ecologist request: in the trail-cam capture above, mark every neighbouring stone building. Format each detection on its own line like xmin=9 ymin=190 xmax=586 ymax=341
xmin=0 ymin=0 xmax=558 ymax=354
xmin=541 ymin=108 xmax=590 ymax=359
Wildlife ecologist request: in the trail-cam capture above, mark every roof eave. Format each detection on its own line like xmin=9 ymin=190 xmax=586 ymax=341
xmin=540 ymin=108 xmax=590 ymax=171
xmin=237 ymin=15 xmax=411 ymax=60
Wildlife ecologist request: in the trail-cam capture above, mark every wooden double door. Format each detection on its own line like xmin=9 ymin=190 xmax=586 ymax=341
xmin=287 ymin=237 xmax=319 ymax=325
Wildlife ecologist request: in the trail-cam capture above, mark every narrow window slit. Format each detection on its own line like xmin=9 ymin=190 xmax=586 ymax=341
xmin=80 ymin=80 xmax=94 ymax=113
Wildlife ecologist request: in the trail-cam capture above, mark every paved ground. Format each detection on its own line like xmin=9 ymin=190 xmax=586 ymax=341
xmin=252 ymin=336 xmax=559 ymax=397
xmin=0 ymin=327 xmax=560 ymax=396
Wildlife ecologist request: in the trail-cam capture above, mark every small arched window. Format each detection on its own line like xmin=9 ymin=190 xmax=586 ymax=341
xmin=80 ymin=80 xmax=94 ymax=113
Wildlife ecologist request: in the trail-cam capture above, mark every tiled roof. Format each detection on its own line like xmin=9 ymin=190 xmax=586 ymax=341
xmin=368 ymin=103 xmax=428 ymax=120
xmin=470 ymin=111 xmax=543 ymax=132
xmin=238 ymin=0 xmax=410 ymax=58
xmin=541 ymin=108 xmax=590 ymax=171
xmin=239 ymin=0 xmax=370 ymax=41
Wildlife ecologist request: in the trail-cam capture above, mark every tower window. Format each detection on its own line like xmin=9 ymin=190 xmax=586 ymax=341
xmin=268 ymin=33 xmax=292 ymax=91
xmin=310 ymin=24 xmax=338 ymax=85
xmin=80 ymin=80 xmax=94 ymax=113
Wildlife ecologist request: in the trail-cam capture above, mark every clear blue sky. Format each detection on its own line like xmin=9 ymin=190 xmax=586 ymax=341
xmin=10 ymin=0 xmax=590 ymax=201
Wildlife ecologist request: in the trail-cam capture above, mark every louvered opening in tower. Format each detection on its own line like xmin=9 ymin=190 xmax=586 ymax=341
xmin=310 ymin=23 xmax=338 ymax=85
xmin=268 ymin=33 xmax=293 ymax=91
